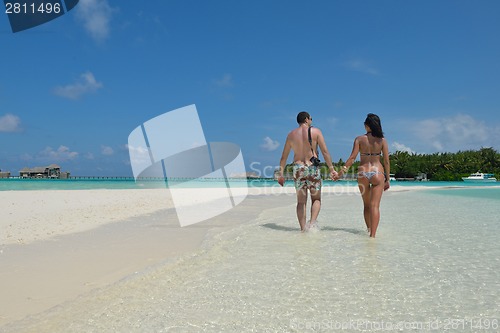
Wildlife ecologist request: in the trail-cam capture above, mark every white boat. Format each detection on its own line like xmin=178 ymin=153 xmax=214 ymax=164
xmin=462 ymin=172 xmax=497 ymax=182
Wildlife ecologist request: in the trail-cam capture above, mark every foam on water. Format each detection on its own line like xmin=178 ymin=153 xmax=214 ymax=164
xmin=5 ymin=188 xmax=500 ymax=332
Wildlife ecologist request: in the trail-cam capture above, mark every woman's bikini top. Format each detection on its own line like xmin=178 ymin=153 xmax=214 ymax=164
xmin=360 ymin=152 xmax=382 ymax=156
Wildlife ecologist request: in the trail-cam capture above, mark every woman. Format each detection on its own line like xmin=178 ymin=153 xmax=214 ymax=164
xmin=338 ymin=113 xmax=390 ymax=238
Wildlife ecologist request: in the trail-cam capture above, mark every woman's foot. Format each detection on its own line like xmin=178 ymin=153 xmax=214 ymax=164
xmin=308 ymin=220 xmax=320 ymax=231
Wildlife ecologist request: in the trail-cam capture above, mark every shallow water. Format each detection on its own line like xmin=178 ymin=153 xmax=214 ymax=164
xmin=1 ymin=177 xmax=499 ymax=191
xmin=5 ymin=188 xmax=500 ymax=332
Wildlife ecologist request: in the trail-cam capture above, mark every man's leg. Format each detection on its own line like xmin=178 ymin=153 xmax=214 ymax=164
xmin=296 ymin=188 xmax=308 ymax=231
xmin=309 ymin=187 xmax=321 ymax=228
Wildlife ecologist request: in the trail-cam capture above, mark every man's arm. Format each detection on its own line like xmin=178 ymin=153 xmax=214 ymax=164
xmin=316 ymin=128 xmax=337 ymax=179
xmin=278 ymin=134 xmax=292 ymax=186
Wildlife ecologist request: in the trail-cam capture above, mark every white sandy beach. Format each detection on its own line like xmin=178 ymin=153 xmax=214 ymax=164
xmin=0 ymin=189 xmax=174 ymax=245
xmin=0 ymin=185 xmax=417 ymax=246
xmin=0 ymin=187 xmax=300 ymax=327
xmin=0 ymin=184 xmax=441 ymax=330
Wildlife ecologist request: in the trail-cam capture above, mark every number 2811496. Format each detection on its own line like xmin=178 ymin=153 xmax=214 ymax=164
xmin=5 ymin=2 xmax=62 ymax=14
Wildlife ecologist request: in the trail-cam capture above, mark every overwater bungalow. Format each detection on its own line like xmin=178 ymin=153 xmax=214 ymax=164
xmin=19 ymin=164 xmax=70 ymax=179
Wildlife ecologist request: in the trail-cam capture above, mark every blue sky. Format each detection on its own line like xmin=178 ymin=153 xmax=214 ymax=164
xmin=1 ymin=0 xmax=499 ymax=177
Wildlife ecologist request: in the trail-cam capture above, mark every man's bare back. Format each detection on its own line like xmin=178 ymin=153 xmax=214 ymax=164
xmin=287 ymin=125 xmax=317 ymax=165
xmin=278 ymin=115 xmax=337 ymax=186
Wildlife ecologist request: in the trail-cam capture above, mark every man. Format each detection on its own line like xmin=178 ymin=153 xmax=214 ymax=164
xmin=278 ymin=111 xmax=337 ymax=231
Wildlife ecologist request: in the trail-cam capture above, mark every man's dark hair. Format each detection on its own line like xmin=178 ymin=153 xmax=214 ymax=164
xmin=297 ymin=111 xmax=310 ymax=124
xmin=364 ymin=113 xmax=384 ymax=138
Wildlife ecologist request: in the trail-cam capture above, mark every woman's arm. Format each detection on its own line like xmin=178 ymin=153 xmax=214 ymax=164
xmin=382 ymin=138 xmax=390 ymax=190
xmin=339 ymin=137 xmax=359 ymax=177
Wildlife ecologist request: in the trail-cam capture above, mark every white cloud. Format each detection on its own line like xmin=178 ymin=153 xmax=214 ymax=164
xmin=125 ymin=144 xmax=145 ymax=153
xmin=76 ymin=0 xmax=114 ymax=42
xmin=344 ymin=59 xmax=379 ymax=75
xmin=126 ymin=144 xmax=150 ymax=165
xmin=326 ymin=117 xmax=339 ymax=126
xmin=120 ymin=144 xmax=132 ymax=152
xmin=85 ymin=152 xmax=95 ymax=160
xmin=19 ymin=153 xmax=33 ymax=161
xmin=38 ymin=146 xmax=79 ymax=162
xmin=392 ymin=142 xmax=415 ymax=154
xmin=0 ymin=114 xmax=21 ymax=132
xmin=259 ymin=99 xmax=286 ymax=109
xmin=213 ymin=73 xmax=233 ymax=87
xmin=261 ymin=136 xmax=280 ymax=151
xmin=101 ymin=145 xmax=114 ymax=155
xmin=413 ymin=114 xmax=492 ymax=152
xmin=53 ymin=71 xmax=103 ymax=100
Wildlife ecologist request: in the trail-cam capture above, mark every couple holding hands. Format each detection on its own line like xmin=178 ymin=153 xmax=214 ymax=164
xmin=277 ymin=112 xmax=390 ymax=238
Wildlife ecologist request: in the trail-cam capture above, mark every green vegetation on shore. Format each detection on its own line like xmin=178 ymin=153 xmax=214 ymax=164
xmin=283 ymin=147 xmax=500 ymax=181
xmin=388 ymin=147 xmax=499 ymax=181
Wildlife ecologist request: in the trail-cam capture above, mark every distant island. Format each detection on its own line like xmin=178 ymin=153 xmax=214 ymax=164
xmin=387 ymin=147 xmax=499 ymax=181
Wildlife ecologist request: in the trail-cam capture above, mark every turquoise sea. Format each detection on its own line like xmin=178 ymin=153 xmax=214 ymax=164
xmin=3 ymin=181 xmax=499 ymax=332
xmin=1 ymin=177 xmax=499 ymax=191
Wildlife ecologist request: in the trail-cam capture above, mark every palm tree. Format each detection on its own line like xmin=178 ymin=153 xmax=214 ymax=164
xmin=479 ymin=147 xmax=499 ymax=172
xmin=391 ymin=151 xmax=411 ymax=177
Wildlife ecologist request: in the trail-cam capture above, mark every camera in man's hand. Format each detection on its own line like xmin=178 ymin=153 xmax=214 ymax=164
xmin=310 ymin=156 xmax=321 ymax=167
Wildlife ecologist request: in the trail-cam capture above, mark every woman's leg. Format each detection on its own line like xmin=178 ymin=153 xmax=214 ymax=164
xmin=368 ymin=174 xmax=385 ymax=238
xmin=357 ymin=177 xmax=371 ymax=232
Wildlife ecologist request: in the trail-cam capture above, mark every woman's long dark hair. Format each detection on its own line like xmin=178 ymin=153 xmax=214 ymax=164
xmin=364 ymin=113 xmax=384 ymax=138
